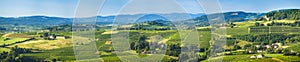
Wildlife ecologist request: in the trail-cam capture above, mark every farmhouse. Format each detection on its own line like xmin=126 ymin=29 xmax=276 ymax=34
xmin=250 ymin=54 xmax=265 ymax=59
xmin=274 ymin=43 xmax=283 ymax=46
xmin=48 ymin=34 xmax=56 ymax=40
xmin=255 ymin=45 xmax=260 ymax=48
xmin=257 ymin=50 xmax=263 ymax=53
xmin=250 ymin=55 xmax=256 ymax=59
xmin=257 ymin=54 xmax=265 ymax=58
xmin=263 ymin=45 xmax=271 ymax=49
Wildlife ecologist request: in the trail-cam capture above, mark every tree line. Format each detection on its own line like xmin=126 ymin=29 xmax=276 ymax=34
xmin=266 ymin=9 xmax=300 ymax=20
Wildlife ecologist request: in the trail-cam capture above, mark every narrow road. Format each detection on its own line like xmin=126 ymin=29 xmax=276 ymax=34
xmin=1 ymin=33 xmax=13 ymax=37
xmin=272 ymin=58 xmax=284 ymax=62
xmin=158 ymin=37 xmax=171 ymax=44
xmin=1 ymin=38 xmax=33 ymax=48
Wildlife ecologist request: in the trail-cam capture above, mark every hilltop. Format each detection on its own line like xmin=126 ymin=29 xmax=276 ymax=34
xmin=266 ymin=9 xmax=300 ymax=20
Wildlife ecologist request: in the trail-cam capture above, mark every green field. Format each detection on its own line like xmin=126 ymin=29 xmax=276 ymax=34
xmin=0 ymin=47 xmax=10 ymax=53
xmin=9 ymin=38 xmax=72 ymax=50
xmin=288 ymin=43 xmax=300 ymax=52
xmin=12 ymin=22 xmax=300 ymax=62
xmin=22 ymin=47 xmax=76 ymax=61
xmin=2 ymin=20 xmax=300 ymax=62
xmin=0 ymin=37 xmax=30 ymax=46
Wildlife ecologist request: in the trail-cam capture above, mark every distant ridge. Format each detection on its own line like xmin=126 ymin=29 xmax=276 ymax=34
xmin=0 ymin=9 xmax=299 ymax=25
xmin=0 ymin=13 xmax=204 ymax=25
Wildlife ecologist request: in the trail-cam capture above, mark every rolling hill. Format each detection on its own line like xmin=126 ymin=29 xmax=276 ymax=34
xmin=265 ymin=9 xmax=300 ymax=20
xmin=1 ymin=9 xmax=300 ymax=26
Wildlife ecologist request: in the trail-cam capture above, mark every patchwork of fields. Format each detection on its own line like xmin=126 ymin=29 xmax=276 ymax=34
xmin=1 ymin=20 xmax=300 ymax=62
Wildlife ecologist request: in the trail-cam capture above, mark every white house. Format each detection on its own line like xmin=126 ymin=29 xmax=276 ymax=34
xmin=255 ymin=45 xmax=260 ymax=48
xmin=266 ymin=45 xmax=271 ymax=49
xmin=275 ymin=43 xmax=283 ymax=46
xmin=257 ymin=50 xmax=263 ymax=53
xmin=257 ymin=54 xmax=265 ymax=58
xmin=250 ymin=55 xmax=256 ymax=59
xmin=250 ymin=54 xmax=265 ymax=59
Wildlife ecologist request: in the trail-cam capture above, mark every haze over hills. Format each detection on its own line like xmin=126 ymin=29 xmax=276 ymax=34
xmin=0 ymin=9 xmax=299 ymax=25
xmin=0 ymin=13 xmax=204 ymax=25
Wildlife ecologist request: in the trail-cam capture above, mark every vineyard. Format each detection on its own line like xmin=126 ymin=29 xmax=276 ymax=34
xmin=249 ymin=26 xmax=300 ymax=33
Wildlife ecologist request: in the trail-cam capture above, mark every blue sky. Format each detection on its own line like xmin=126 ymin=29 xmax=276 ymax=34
xmin=0 ymin=0 xmax=300 ymax=17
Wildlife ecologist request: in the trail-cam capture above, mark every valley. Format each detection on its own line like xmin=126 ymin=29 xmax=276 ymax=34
xmin=0 ymin=9 xmax=300 ymax=62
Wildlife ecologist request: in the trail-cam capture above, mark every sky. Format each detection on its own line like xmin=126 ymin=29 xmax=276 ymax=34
xmin=0 ymin=0 xmax=300 ymax=17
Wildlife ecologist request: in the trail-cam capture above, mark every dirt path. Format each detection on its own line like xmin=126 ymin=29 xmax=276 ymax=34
xmin=272 ymin=58 xmax=284 ymax=62
xmin=158 ymin=37 xmax=171 ymax=44
xmin=157 ymin=33 xmax=178 ymax=44
xmin=1 ymin=33 xmax=13 ymax=37
xmin=101 ymin=31 xmax=118 ymax=34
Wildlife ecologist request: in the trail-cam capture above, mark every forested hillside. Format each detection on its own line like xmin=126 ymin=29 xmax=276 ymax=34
xmin=266 ymin=9 xmax=300 ymax=20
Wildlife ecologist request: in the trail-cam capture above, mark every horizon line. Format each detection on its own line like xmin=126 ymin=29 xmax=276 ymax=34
xmin=1 ymin=8 xmax=299 ymax=18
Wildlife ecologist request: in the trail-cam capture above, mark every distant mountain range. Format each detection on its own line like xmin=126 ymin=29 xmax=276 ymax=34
xmin=0 ymin=13 xmax=204 ymax=25
xmin=0 ymin=16 xmax=72 ymax=25
xmin=192 ymin=11 xmax=263 ymax=22
xmin=0 ymin=9 xmax=299 ymax=25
